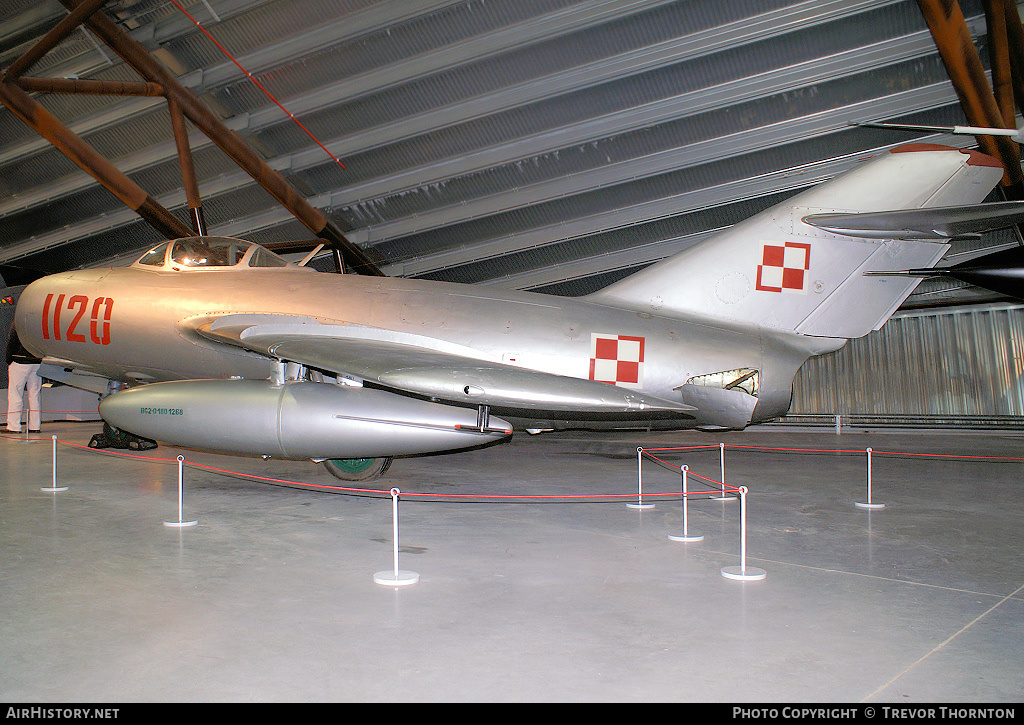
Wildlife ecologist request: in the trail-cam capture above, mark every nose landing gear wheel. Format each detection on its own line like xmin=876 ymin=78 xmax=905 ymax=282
xmin=88 ymin=422 xmax=157 ymax=451
xmin=321 ymin=456 xmax=393 ymax=482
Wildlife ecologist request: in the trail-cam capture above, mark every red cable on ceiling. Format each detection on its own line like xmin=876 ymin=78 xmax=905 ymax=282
xmin=168 ymin=0 xmax=346 ymax=170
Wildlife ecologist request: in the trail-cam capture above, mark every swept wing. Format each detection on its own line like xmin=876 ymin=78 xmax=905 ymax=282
xmin=193 ymin=313 xmax=693 ymax=416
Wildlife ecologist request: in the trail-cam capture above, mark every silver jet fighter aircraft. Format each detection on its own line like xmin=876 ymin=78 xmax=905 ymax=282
xmin=13 ymin=144 xmax=1023 ymax=480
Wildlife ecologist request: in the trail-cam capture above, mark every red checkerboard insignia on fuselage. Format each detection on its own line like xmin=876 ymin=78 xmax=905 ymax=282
xmin=756 ymin=241 xmax=811 ymax=293
xmin=589 ymin=333 xmax=644 ymax=388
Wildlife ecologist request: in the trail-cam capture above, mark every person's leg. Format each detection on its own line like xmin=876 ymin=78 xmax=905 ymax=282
xmin=6 ymin=364 xmax=28 ymax=432
xmin=25 ymin=365 xmax=41 ymax=431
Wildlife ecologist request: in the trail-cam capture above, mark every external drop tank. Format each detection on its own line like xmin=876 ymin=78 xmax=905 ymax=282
xmin=99 ymin=379 xmax=512 ymax=459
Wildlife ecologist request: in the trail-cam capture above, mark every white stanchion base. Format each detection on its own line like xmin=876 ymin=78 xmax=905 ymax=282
xmin=721 ymin=565 xmax=766 ymax=581
xmin=625 ymin=502 xmax=655 ymax=510
xmin=40 ymin=486 xmax=68 ymax=492
xmin=163 ymin=520 xmax=198 ymax=528
xmin=712 ymin=495 xmax=737 ymax=502
xmin=668 ymin=533 xmax=704 ymax=542
xmin=374 ymin=570 xmax=419 ymax=586
xmin=855 ymin=502 xmax=885 ymax=510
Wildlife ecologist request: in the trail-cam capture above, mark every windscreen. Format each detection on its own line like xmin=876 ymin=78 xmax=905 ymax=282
xmin=136 ymin=242 xmax=169 ymax=266
xmin=136 ymin=237 xmax=291 ymax=269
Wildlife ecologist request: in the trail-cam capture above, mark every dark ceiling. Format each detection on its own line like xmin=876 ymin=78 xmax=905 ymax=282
xmin=0 ymin=0 xmax=1019 ymax=306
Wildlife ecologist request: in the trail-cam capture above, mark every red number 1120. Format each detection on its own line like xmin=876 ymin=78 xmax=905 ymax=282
xmin=41 ymin=294 xmax=114 ymax=346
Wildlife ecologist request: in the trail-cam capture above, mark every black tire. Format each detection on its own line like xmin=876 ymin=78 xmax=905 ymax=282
xmin=321 ymin=456 xmax=393 ymax=482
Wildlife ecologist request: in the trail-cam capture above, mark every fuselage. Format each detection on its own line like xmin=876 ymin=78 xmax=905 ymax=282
xmin=15 ymin=252 xmax=827 ymax=429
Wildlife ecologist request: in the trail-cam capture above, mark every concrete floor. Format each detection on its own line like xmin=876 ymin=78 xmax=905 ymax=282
xmin=1 ymin=421 xmax=1022 ymax=702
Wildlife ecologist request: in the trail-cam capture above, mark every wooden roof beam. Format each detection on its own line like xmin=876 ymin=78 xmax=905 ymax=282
xmin=917 ymin=0 xmax=1023 ymax=195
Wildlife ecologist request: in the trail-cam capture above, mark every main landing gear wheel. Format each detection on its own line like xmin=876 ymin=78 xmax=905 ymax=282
xmin=321 ymin=457 xmax=393 ymax=482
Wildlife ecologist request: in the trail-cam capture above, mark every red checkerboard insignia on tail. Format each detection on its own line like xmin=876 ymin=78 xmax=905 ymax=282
xmin=756 ymin=241 xmax=811 ymax=294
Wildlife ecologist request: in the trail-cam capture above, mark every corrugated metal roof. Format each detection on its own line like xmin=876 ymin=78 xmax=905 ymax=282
xmin=0 ymin=0 xmax=1016 ymax=310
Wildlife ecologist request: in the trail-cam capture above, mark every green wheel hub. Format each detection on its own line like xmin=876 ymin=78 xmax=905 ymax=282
xmin=321 ymin=456 xmax=393 ymax=482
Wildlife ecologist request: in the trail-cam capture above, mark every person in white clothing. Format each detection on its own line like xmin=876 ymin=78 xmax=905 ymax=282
xmin=6 ymin=329 xmax=42 ymax=433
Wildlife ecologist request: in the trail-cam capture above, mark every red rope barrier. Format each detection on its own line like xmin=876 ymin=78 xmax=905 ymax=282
xmin=57 ymin=438 xmax=182 ymax=464
xmin=6 ymin=410 xmax=101 ymax=414
xmin=19 ymin=431 xmax=1024 ymax=502
xmin=645 ymin=443 xmax=862 ymax=455
xmin=184 ymin=459 xmax=384 ymax=496
xmin=44 ymin=436 xmax=714 ymax=502
xmin=641 ymin=442 xmax=1024 ymax=461
xmin=640 ymin=451 xmax=742 ymax=494
xmin=641 ymin=444 xmax=721 ymax=452
xmin=687 ymin=469 xmax=743 ymax=493
xmin=869 ymin=449 xmax=1024 ymax=461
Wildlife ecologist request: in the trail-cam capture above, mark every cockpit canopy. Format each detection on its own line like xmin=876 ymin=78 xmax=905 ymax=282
xmin=134 ymin=237 xmax=290 ymax=270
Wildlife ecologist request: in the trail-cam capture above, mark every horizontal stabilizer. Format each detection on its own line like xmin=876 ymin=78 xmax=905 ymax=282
xmin=802 ymin=201 xmax=1024 ymax=240
xmin=866 ymin=244 xmax=1024 ymax=300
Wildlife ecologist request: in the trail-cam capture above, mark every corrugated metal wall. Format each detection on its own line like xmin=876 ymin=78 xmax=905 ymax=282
xmin=790 ymin=303 xmax=1024 ymax=417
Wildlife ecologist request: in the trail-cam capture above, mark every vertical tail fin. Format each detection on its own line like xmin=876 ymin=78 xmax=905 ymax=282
xmin=589 ymin=145 xmax=1004 ymax=339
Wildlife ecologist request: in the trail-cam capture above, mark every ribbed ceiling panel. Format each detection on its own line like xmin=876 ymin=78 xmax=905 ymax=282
xmin=0 ymin=0 xmax=1010 ymax=316
xmin=419 ymin=190 xmax=796 ymax=285
xmin=325 ymin=53 xmax=960 ymax=233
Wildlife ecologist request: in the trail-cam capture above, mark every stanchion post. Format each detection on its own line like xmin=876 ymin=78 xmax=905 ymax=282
xmin=835 ymin=414 xmax=841 ymax=435
xmin=669 ymin=465 xmax=703 ymax=542
xmin=855 ymin=447 xmax=885 ymax=510
xmin=164 ymin=455 xmax=198 ymax=528
xmin=374 ymin=487 xmax=420 ymax=586
xmin=627 ymin=446 xmax=655 ymax=510
xmin=41 ymin=434 xmax=68 ymax=492
xmin=712 ymin=442 xmax=735 ymax=501
xmin=721 ymin=486 xmax=766 ymax=581
xmin=18 ymin=410 xmax=35 ymax=445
